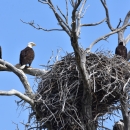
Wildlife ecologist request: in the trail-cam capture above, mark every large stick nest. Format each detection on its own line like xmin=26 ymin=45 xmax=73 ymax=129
xmin=34 ymin=51 xmax=130 ymax=130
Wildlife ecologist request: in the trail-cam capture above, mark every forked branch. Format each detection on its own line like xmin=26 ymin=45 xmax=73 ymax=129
xmin=38 ymin=0 xmax=72 ymax=36
xmin=118 ymin=11 xmax=130 ymax=45
xmin=122 ymin=11 xmax=130 ymax=32
xmin=100 ymin=0 xmax=114 ymax=31
xmin=0 ymin=59 xmax=33 ymax=96
xmin=76 ymin=0 xmax=87 ymax=37
xmin=89 ymin=23 xmax=130 ymax=51
xmin=21 ymin=20 xmax=64 ymax=32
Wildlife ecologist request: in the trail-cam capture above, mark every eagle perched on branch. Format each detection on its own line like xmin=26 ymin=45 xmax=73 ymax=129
xmin=115 ymin=42 xmax=127 ymax=59
xmin=20 ymin=42 xmax=36 ymax=69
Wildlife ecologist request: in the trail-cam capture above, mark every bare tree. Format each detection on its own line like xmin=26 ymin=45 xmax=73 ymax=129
xmin=0 ymin=0 xmax=130 ymax=130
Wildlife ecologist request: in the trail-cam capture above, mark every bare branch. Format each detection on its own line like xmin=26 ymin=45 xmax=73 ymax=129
xmin=71 ymin=0 xmax=81 ymax=38
xmin=12 ymin=122 xmax=20 ymax=130
xmin=81 ymin=5 xmax=90 ymax=18
xmin=71 ymin=0 xmax=83 ymax=65
xmin=76 ymin=0 xmax=87 ymax=36
xmin=57 ymin=6 xmax=67 ymax=22
xmin=0 ymin=64 xmax=47 ymax=76
xmin=21 ymin=19 xmax=64 ymax=32
xmin=65 ymin=0 xmax=69 ymax=24
xmin=123 ymin=78 xmax=130 ymax=92
xmin=100 ymin=0 xmax=114 ymax=31
xmin=78 ymin=0 xmax=87 ymax=16
xmin=122 ymin=11 xmax=130 ymax=30
xmin=118 ymin=11 xmax=130 ymax=44
xmin=124 ymin=34 xmax=130 ymax=45
xmin=0 ymin=89 xmax=34 ymax=106
xmin=57 ymin=5 xmax=68 ymax=24
xmin=23 ymin=0 xmax=72 ymax=36
xmin=116 ymin=18 xmax=122 ymax=28
xmin=118 ymin=31 xmax=124 ymax=44
xmin=89 ymin=23 xmax=130 ymax=51
xmin=47 ymin=0 xmax=71 ymax=36
xmin=120 ymin=96 xmax=130 ymax=130
xmin=69 ymin=0 xmax=75 ymax=7
xmin=38 ymin=0 xmax=48 ymax=4
xmin=0 ymin=59 xmax=33 ymax=96
xmin=71 ymin=1 xmax=96 ymax=129
xmin=81 ymin=18 xmax=106 ymax=27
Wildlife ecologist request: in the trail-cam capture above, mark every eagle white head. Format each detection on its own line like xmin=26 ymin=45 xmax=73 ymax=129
xmin=27 ymin=42 xmax=36 ymax=48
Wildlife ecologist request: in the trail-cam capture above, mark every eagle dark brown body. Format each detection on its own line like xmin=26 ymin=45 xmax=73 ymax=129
xmin=0 ymin=46 xmax=2 ymax=59
xmin=115 ymin=42 xmax=127 ymax=59
xmin=20 ymin=46 xmax=35 ymax=67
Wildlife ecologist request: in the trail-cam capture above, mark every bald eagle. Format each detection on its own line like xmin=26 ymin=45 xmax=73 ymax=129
xmin=0 ymin=46 xmax=2 ymax=59
xmin=113 ymin=120 xmax=124 ymax=130
xmin=115 ymin=42 xmax=127 ymax=59
xmin=20 ymin=42 xmax=36 ymax=69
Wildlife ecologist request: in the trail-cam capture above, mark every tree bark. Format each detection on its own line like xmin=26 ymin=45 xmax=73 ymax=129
xmin=0 ymin=63 xmax=47 ymax=76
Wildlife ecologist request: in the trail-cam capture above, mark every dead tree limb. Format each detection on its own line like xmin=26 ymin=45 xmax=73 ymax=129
xmin=100 ymin=0 xmax=114 ymax=31
xmin=21 ymin=19 xmax=64 ymax=32
xmin=38 ymin=0 xmax=72 ymax=36
xmin=0 ymin=59 xmax=33 ymax=97
xmin=71 ymin=1 xmax=96 ymax=129
xmin=120 ymin=77 xmax=130 ymax=130
xmin=65 ymin=0 xmax=69 ymax=24
xmin=118 ymin=11 xmax=130 ymax=45
xmin=81 ymin=18 xmax=106 ymax=27
xmin=120 ymin=96 xmax=130 ymax=130
xmin=89 ymin=23 xmax=130 ymax=51
xmin=101 ymin=0 xmax=130 ymax=46
xmin=0 ymin=89 xmax=34 ymax=106
xmin=116 ymin=18 xmax=122 ymax=28
xmin=0 ymin=64 xmax=47 ymax=76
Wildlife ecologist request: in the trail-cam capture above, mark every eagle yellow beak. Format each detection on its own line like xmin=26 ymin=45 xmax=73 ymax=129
xmin=32 ymin=43 xmax=36 ymax=46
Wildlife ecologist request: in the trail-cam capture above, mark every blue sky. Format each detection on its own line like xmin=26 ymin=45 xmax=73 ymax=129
xmin=0 ymin=0 xmax=130 ymax=129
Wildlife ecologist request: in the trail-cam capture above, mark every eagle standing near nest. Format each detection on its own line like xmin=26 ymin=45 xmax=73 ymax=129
xmin=20 ymin=42 xmax=36 ymax=69
xmin=115 ymin=42 xmax=127 ymax=59
xmin=0 ymin=46 xmax=2 ymax=59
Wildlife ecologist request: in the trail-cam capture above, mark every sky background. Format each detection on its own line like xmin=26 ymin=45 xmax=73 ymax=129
xmin=0 ymin=0 xmax=130 ymax=129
